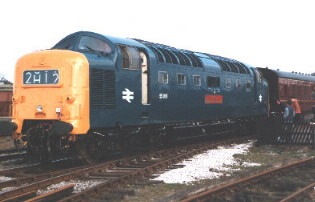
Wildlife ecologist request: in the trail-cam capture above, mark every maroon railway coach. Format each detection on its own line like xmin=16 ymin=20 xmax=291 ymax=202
xmin=0 ymin=79 xmax=13 ymax=117
xmin=258 ymin=68 xmax=315 ymax=114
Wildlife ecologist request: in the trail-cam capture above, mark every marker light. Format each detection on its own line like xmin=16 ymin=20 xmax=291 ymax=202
xmin=37 ymin=105 xmax=43 ymax=112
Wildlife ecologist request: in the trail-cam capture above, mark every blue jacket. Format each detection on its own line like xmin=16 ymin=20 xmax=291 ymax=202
xmin=283 ymin=105 xmax=295 ymax=122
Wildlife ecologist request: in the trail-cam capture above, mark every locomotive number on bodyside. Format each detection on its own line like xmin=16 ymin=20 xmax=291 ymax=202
xmin=23 ymin=70 xmax=59 ymax=85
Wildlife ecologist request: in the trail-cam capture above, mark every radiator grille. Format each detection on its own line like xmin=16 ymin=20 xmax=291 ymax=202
xmin=90 ymin=69 xmax=115 ymax=109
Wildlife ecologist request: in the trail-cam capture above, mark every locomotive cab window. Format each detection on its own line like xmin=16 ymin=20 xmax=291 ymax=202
xmin=207 ymin=76 xmax=220 ymax=88
xmin=78 ymin=36 xmax=112 ymax=55
xmin=119 ymin=46 xmax=141 ymax=70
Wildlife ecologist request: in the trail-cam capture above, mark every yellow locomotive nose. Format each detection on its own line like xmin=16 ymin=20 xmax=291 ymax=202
xmin=12 ymin=50 xmax=90 ymax=135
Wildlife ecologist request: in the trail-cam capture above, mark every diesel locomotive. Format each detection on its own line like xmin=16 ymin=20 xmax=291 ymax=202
xmin=0 ymin=31 xmax=314 ymax=163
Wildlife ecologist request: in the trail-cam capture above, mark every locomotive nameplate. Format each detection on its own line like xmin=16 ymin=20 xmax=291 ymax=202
xmin=23 ymin=70 xmax=59 ymax=85
xmin=205 ymin=95 xmax=223 ymax=104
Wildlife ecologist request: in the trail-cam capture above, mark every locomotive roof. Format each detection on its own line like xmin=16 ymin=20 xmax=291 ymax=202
xmin=54 ymin=31 xmax=253 ymax=74
xmin=259 ymin=68 xmax=315 ymax=82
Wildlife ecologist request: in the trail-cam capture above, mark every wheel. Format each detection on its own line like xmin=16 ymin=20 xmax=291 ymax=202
xmin=76 ymin=132 xmax=117 ymax=164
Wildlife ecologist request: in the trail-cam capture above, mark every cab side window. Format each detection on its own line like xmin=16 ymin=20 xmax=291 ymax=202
xmin=119 ymin=46 xmax=141 ymax=70
xmin=78 ymin=36 xmax=112 ymax=54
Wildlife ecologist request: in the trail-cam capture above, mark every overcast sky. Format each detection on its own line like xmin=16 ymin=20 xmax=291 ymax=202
xmin=1 ymin=0 xmax=314 ymax=82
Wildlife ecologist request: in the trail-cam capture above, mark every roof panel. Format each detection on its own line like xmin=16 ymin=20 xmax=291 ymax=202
xmin=258 ymin=68 xmax=315 ymax=82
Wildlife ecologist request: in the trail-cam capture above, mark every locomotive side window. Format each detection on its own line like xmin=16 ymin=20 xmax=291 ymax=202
xmin=246 ymin=80 xmax=251 ymax=91
xmin=207 ymin=76 xmax=220 ymax=88
xmin=193 ymin=75 xmax=201 ymax=86
xmin=119 ymin=46 xmax=141 ymax=70
xmin=225 ymin=78 xmax=232 ymax=88
xmin=236 ymin=79 xmax=242 ymax=89
xmin=78 ymin=36 xmax=112 ymax=54
xmin=177 ymin=73 xmax=186 ymax=85
xmin=158 ymin=71 xmax=168 ymax=84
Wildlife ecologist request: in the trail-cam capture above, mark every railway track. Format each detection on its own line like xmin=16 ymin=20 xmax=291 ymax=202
xmin=0 ymin=148 xmax=26 ymax=155
xmin=181 ymin=156 xmax=315 ymax=202
xmin=0 ymin=148 xmax=26 ymax=162
xmin=0 ymin=135 xmax=254 ymax=201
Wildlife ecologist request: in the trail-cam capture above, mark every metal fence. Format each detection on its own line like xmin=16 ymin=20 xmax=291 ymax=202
xmin=277 ymin=121 xmax=315 ymax=148
xmin=257 ymin=116 xmax=315 ymax=149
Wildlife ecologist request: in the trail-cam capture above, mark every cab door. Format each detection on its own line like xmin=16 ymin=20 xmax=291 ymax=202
xmin=253 ymin=68 xmax=263 ymax=105
xmin=140 ymin=52 xmax=149 ymax=105
xmin=253 ymin=68 xmax=268 ymax=115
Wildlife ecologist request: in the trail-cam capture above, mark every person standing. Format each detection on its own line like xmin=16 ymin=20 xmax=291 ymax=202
xmin=283 ymin=99 xmax=295 ymax=123
xmin=290 ymin=96 xmax=301 ymax=123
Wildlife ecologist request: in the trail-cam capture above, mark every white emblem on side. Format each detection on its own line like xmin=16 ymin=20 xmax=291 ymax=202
xmin=259 ymin=94 xmax=262 ymax=102
xmin=122 ymin=88 xmax=134 ymax=103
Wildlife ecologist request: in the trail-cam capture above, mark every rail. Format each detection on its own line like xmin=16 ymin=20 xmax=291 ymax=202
xmin=0 ymin=136 xmax=254 ymax=201
xmin=180 ymin=157 xmax=314 ymax=202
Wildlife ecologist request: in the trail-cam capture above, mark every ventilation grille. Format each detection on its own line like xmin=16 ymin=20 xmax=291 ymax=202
xmin=203 ymin=53 xmax=250 ymax=74
xmin=90 ymin=69 xmax=115 ymax=109
xmin=133 ymin=38 xmax=203 ymax=68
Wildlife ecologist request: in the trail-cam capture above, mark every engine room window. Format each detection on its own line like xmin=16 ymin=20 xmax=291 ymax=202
xmin=246 ymin=80 xmax=251 ymax=91
xmin=236 ymin=79 xmax=242 ymax=89
xmin=177 ymin=73 xmax=186 ymax=85
xmin=120 ymin=46 xmax=141 ymax=70
xmin=158 ymin=71 xmax=168 ymax=84
xmin=225 ymin=78 xmax=232 ymax=88
xmin=193 ymin=75 xmax=201 ymax=86
xmin=78 ymin=36 xmax=112 ymax=54
xmin=207 ymin=76 xmax=220 ymax=88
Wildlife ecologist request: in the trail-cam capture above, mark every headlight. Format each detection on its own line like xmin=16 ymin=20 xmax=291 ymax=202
xmin=37 ymin=105 xmax=43 ymax=112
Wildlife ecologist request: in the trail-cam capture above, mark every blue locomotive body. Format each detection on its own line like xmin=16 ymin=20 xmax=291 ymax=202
xmin=1 ymin=31 xmax=271 ymax=163
xmin=53 ymin=31 xmax=269 ymax=130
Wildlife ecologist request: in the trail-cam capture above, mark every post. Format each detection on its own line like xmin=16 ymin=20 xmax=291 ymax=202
xmin=311 ymin=122 xmax=315 ymax=150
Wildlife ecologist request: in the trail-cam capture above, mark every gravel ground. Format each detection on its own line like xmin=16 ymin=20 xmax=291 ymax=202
xmin=37 ymin=179 xmax=104 ymax=195
xmin=123 ymin=141 xmax=315 ymax=202
xmin=0 ymin=140 xmax=313 ymax=201
xmin=153 ymin=141 xmax=260 ymax=184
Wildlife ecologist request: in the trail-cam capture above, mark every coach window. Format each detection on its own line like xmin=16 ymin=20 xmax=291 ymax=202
xmin=207 ymin=76 xmax=220 ymax=88
xmin=177 ymin=73 xmax=186 ymax=85
xmin=193 ymin=75 xmax=201 ymax=86
xmin=292 ymin=84 xmax=297 ymax=97
xmin=78 ymin=36 xmax=112 ymax=54
xmin=284 ymin=85 xmax=288 ymax=97
xmin=119 ymin=46 xmax=141 ymax=70
xmin=158 ymin=71 xmax=168 ymax=84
